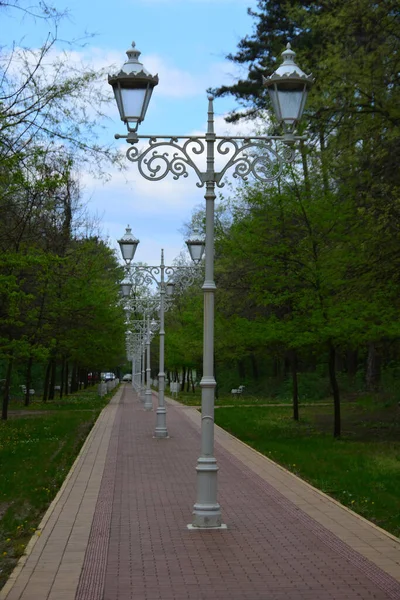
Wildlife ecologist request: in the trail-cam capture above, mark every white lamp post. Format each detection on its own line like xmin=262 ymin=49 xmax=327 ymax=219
xmin=127 ymin=318 xmax=153 ymax=407
xmin=110 ymin=42 xmax=313 ymax=529
xmin=144 ymin=316 xmax=153 ymax=410
xmin=119 ymin=227 xmax=201 ymax=437
xmin=140 ymin=318 xmax=146 ymax=402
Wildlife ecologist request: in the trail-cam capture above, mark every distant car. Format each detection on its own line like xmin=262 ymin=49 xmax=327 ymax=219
xmin=101 ymin=372 xmax=116 ymax=382
xmin=122 ymin=374 xmax=132 ymax=382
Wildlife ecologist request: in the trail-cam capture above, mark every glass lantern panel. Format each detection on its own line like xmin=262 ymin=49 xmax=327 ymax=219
xmin=267 ymin=87 xmax=282 ymax=122
xmin=120 ymin=88 xmax=147 ymax=121
xmin=277 ymin=90 xmax=304 ymax=124
xmin=141 ymin=87 xmax=154 ymax=120
xmin=187 ymin=241 xmax=205 ymax=263
xmin=120 ymin=241 xmax=138 ymax=262
xmin=121 ymin=282 xmax=132 ymax=297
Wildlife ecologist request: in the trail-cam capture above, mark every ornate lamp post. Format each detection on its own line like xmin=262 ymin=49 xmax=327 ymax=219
xmin=126 ymin=331 xmax=142 ymax=391
xmin=119 ymin=226 xmax=202 ymax=437
xmin=127 ymin=318 xmax=158 ymax=408
xmin=110 ymin=42 xmax=313 ymax=529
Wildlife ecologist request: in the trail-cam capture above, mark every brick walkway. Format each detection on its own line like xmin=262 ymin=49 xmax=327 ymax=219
xmin=1 ymin=384 xmax=400 ymax=600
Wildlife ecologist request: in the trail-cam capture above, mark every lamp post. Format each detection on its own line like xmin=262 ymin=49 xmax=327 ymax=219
xmin=127 ymin=318 xmax=158 ymax=409
xmin=126 ymin=331 xmax=142 ymax=391
xmin=119 ymin=227 xmax=202 ymax=438
xmin=110 ymin=42 xmax=313 ymax=529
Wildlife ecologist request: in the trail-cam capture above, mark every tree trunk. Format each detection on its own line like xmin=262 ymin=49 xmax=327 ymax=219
xmin=59 ymin=359 xmax=65 ymax=399
xmin=48 ymin=358 xmax=56 ymax=400
xmin=366 ymin=342 xmax=381 ymax=391
xmin=2 ymin=357 xmax=13 ymax=420
xmin=186 ymin=372 xmax=190 ymax=393
xmin=328 ymin=343 xmax=341 ymax=438
xmin=190 ymin=370 xmax=195 ymax=393
xmin=346 ymin=349 xmax=358 ymax=381
xmin=43 ymin=360 xmax=52 ymax=402
xmin=25 ymin=356 xmax=33 ymax=407
xmin=273 ymin=356 xmax=281 ymax=378
xmin=64 ymin=361 xmax=69 ymax=396
xmin=70 ymin=363 xmax=78 ymax=393
xmin=290 ymin=350 xmax=299 ymax=421
xmin=238 ymin=359 xmax=246 ymax=380
xmin=181 ymin=366 xmax=186 ymax=391
xmin=250 ymin=353 xmax=259 ymax=380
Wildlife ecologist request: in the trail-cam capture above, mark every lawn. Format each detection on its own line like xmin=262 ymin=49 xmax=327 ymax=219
xmin=174 ymin=389 xmax=328 ymax=407
xmin=0 ymin=386 xmax=114 ymax=591
xmin=213 ymin=399 xmax=400 ymax=538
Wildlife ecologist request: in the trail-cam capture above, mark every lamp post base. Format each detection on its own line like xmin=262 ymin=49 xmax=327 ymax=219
xmin=187 ymin=522 xmax=227 ymax=530
xmin=144 ymin=391 xmax=153 ymax=410
xmin=190 ymin=457 xmax=224 ymax=528
xmin=154 ymin=407 xmax=168 ymax=437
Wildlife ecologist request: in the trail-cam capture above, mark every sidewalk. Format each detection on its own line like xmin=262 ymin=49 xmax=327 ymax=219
xmin=1 ymin=384 xmax=399 ymax=600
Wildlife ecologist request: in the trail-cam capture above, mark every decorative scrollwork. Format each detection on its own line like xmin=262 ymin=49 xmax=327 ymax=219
xmin=127 ymin=265 xmax=161 ymax=288
xmin=165 ymin=265 xmax=200 ymax=291
xmin=215 ymin=138 xmax=296 ymax=187
xmin=125 ymin=298 xmax=159 ymax=319
xmin=127 ymin=137 xmax=205 ymax=185
xmin=126 ymin=134 xmax=298 ymax=188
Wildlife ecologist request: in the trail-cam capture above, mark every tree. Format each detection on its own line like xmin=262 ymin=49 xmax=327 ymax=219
xmin=0 ymin=0 xmax=121 ymax=172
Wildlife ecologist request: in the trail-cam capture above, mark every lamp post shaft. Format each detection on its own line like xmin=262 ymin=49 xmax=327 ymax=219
xmin=134 ymin=351 xmax=140 ymax=391
xmin=141 ymin=324 xmax=146 ymax=402
xmin=144 ymin=316 xmax=153 ymax=410
xmin=154 ymin=250 xmax=168 ymax=437
xmin=191 ymin=97 xmax=222 ymax=528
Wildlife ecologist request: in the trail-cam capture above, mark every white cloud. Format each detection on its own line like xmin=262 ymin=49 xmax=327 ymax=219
xmin=142 ymin=55 xmax=202 ymax=99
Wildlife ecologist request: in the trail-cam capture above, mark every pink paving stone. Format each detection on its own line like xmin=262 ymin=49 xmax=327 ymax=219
xmin=75 ymin=386 xmax=400 ymax=600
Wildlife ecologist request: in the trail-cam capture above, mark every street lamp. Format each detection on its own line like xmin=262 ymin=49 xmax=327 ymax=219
xmin=110 ymin=42 xmax=313 ymax=529
xmin=117 ymin=225 xmax=139 ymax=264
xmin=108 ymin=43 xmax=158 ymax=133
xmin=125 ymin=296 xmax=161 ymax=396
xmin=125 ymin=330 xmax=142 ymax=391
xmin=119 ymin=226 xmax=201 ymax=437
xmin=127 ymin=317 xmax=155 ymax=407
xmin=263 ymin=43 xmax=313 ymax=136
xmin=186 ymin=230 xmax=206 ymax=265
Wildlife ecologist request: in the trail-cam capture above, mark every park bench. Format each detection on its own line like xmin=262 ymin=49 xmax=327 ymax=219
xmin=230 ymin=385 xmax=245 ymax=396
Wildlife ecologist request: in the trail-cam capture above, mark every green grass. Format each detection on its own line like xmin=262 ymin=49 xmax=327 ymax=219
xmin=214 ymin=401 xmax=400 ymax=537
xmin=175 ymin=389 xmax=329 ymax=407
xmin=0 ymin=386 xmax=114 ymax=590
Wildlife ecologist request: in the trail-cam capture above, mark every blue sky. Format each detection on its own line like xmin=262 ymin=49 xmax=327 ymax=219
xmin=4 ymin=0 xmax=262 ymax=265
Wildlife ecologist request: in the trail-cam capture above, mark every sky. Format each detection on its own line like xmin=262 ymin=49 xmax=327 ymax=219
xmin=3 ymin=0 xmax=263 ymax=266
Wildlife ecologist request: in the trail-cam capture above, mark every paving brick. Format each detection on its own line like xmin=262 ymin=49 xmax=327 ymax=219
xmin=3 ymin=384 xmax=400 ymax=600
xmin=77 ymin=386 xmax=400 ymax=600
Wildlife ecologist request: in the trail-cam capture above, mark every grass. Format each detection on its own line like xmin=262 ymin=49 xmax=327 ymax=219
xmin=0 ymin=386 xmax=114 ymax=590
xmin=213 ymin=399 xmax=400 ymax=538
xmin=175 ymin=389 xmax=329 ymax=407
